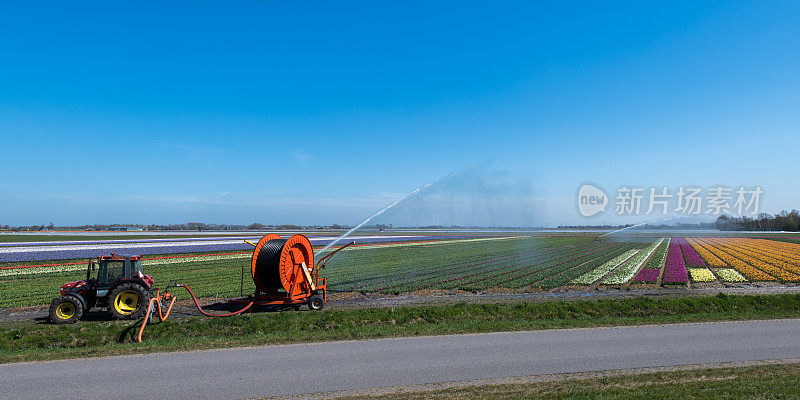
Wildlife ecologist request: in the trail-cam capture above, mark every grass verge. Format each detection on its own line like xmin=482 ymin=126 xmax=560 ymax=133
xmin=336 ymin=362 xmax=800 ymax=399
xmin=2 ymin=293 xmax=800 ymax=364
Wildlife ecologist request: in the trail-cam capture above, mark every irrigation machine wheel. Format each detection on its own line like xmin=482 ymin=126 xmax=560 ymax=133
xmin=108 ymin=283 xmax=151 ymax=320
xmin=307 ymin=295 xmax=324 ymax=311
xmin=49 ymin=296 xmax=84 ymax=324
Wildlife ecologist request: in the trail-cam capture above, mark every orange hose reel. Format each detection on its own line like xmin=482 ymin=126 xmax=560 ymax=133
xmin=250 ymin=234 xmax=316 ymax=297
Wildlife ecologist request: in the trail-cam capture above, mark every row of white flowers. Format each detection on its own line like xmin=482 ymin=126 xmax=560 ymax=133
xmin=715 ymin=268 xmax=747 ymax=282
xmin=571 ymin=249 xmax=641 ymax=285
xmin=601 ymin=238 xmax=666 ymax=285
xmin=1 ymin=253 xmax=252 ymax=277
xmin=142 ymin=253 xmax=250 ymax=266
xmin=0 ymin=263 xmax=87 ymax=277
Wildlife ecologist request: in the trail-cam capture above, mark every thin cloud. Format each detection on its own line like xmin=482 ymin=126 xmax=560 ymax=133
xmin=290 ymin=150 xmax=316 ymax=163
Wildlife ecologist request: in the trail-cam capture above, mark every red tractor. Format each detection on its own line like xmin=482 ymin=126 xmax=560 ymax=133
xmin=49 ymin=254 xmax=154 ymax=324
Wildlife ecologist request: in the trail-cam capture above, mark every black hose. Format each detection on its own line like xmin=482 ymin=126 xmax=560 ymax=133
xmin=254 ymin=238 xmax=288 ymax=289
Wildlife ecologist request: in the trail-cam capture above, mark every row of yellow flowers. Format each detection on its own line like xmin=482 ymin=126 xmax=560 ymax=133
xmin=723 ymin=239 xmax=800 ymax=275
xmin=742 ymin=239 xmax=800 ymax=264
xmin=750 ymin=238 xmax=800 ymax=259
xmin=691 ymin=238 xmax=775 ymax=281
xmin=703 ymin=238 xmax=800 ymax=283
xmin=686 ymin=238 xmax=726 ymax=268
xmin=688 ymin=268 xmax=716 ymax=282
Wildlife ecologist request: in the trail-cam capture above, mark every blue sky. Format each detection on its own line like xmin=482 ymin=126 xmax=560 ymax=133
xmin=1 ymin=1 xmax=798 ymax=226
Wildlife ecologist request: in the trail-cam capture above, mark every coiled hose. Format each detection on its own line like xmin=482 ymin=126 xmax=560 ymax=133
xmin=253 ymin=238 xmax=289 ymax=289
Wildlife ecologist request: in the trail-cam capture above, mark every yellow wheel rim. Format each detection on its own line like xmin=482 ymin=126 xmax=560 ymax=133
xmin=114 ymin=290 xmax=141 ymax=315
xmin=56 ymin=302 xmax=76 ymax=320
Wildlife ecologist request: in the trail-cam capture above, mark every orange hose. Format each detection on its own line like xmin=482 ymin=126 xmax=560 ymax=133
xmin=175 ymin=284 xmax=254 ymax=317
xmin=136 ymin=293 xmax=177 ymax=343
xmin=159 ymin=296 xmax=177 ymax=320
xmin=136 ymin=285 xmax=254 ymax=343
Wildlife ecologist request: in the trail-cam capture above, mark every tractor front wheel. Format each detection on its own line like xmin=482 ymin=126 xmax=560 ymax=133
xmin=108 ymin=283 xmax=150 ymax=320
xmin=49 ymin=296 xmax=83 ymax=324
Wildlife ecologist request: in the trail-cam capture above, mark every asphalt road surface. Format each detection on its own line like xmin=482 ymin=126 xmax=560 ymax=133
xmin=3 ymin=318 xmax=800 ymax=399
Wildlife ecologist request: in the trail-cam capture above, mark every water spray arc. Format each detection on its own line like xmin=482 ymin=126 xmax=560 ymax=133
xmin=592 ymin=216 xmax=676 ymax=242
xmin=317 ymin=177 xmax=442 ymax=255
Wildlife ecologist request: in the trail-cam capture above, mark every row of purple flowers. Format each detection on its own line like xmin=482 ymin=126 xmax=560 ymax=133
xmin=663 ymin=238 xmax=689 ymax=284
xmin=678 ymin=238 xmax=708 ymax=268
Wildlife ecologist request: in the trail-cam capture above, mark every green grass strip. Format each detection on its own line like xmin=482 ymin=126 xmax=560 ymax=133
xmin=2 ymin=293 xmax=800 ymax=364
xmin=336 ymin=362 xmax=800 ymax=399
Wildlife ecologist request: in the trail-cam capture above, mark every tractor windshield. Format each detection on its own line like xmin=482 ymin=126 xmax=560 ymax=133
xmin=99 ymin=260 xmax=125 ymax=285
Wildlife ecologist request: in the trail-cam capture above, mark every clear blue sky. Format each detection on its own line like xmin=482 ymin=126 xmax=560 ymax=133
xmin=1 ymin=1 xmax=798 ymax=226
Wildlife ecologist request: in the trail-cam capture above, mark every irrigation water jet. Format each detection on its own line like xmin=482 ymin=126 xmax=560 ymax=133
xmin=317 ymin=177 xmax=441 ymax=255
xmin=592 ymin=216 xmax=675 ymax=242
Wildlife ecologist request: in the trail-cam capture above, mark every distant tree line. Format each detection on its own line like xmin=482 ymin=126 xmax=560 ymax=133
xmin=558 ymin=224 xmax=634 ymax=229
xmin=716 ymin=210 xmax=800 ymax=232
xmin=643 ymin=222 xmax=717 ymax=230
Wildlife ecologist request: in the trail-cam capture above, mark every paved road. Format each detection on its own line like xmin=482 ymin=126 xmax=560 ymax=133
xmin=3 ymin=319 xmax=800 ymax=399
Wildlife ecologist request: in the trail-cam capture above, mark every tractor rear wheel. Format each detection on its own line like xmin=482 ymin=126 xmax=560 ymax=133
xmin=108 ymin=283 xmax=150 ymax=320
xmin=50 ymin=296 xmax=83 ymax=324
xmin=307 ymin=295 xmax=324 ymax=311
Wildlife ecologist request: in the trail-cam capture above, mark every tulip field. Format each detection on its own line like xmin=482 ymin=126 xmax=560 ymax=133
xmin=1 ymin=233 xmax=800 ymax=309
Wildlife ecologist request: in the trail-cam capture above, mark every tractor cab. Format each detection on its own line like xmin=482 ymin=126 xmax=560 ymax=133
xmin=95 ymin=255 xmax=150 ymax=288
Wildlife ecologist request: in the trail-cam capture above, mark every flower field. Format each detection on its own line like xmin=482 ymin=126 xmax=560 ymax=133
xmin=1 ymin=234 xmax=800 ymax=309
xmin=690 ymin=237 xmax=800 ymax=282
xmin=326 ymin=238 xmax=642 ymax=292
